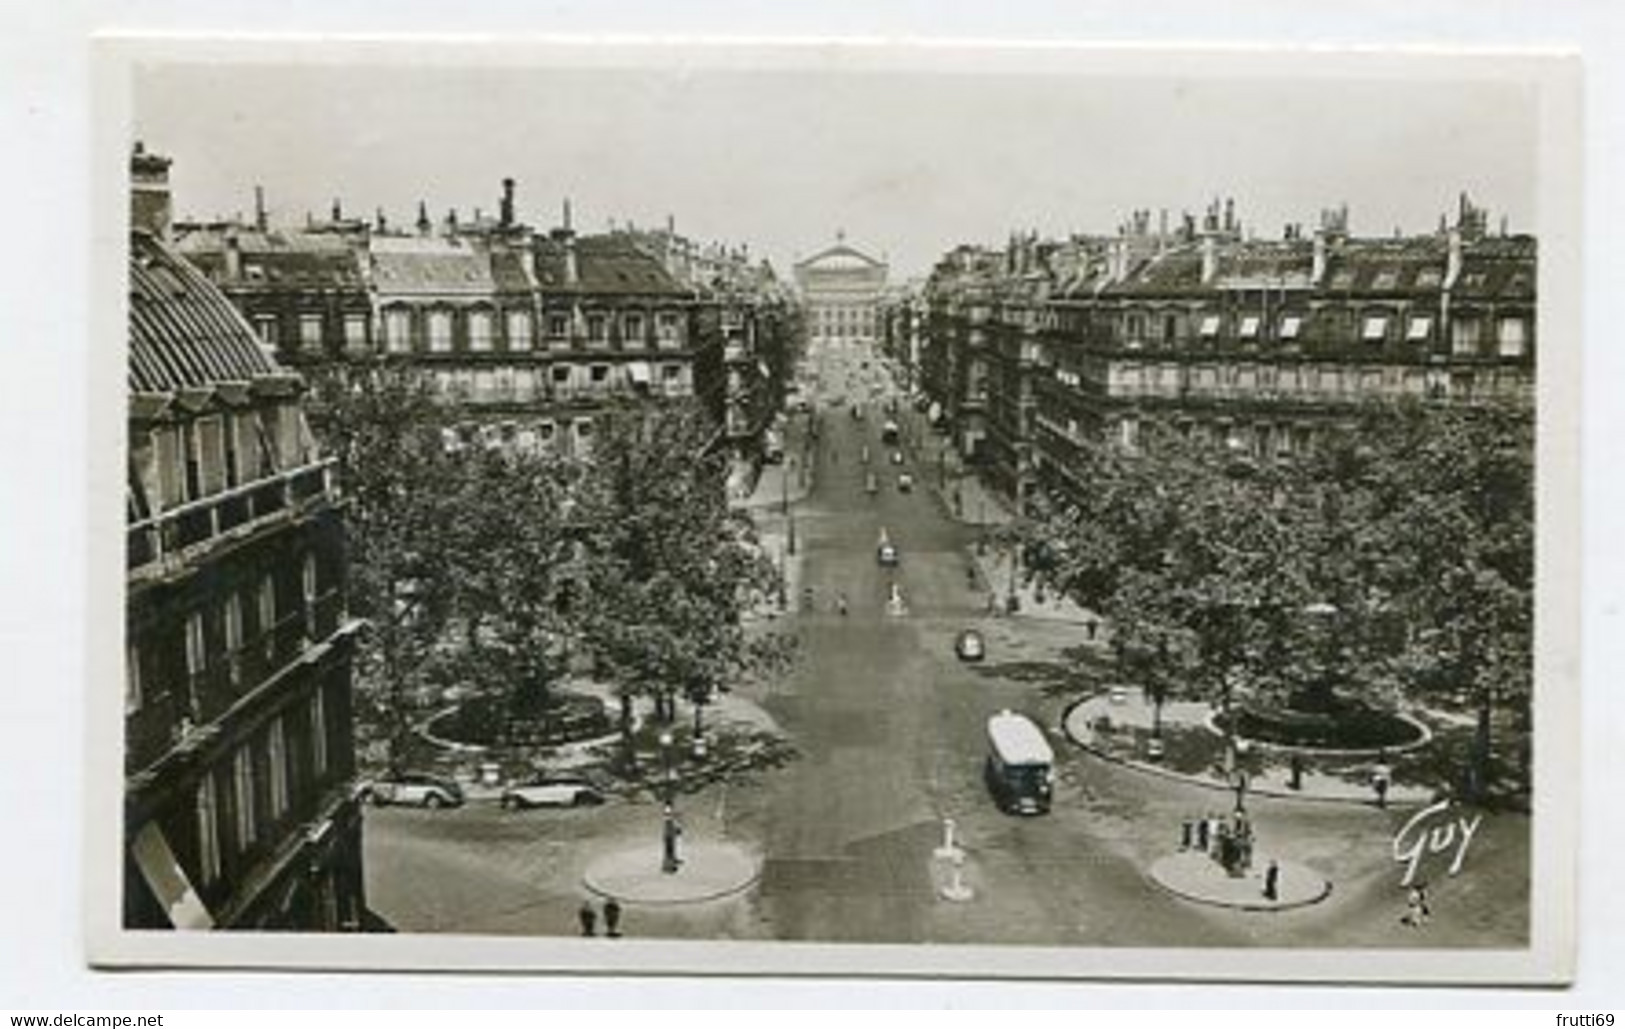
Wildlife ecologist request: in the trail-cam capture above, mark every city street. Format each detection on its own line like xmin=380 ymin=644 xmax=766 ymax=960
xmin=364 ymin=345 xmax=1529 ymax=949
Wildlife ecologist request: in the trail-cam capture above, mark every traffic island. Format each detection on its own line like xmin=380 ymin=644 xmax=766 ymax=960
xmin=1148 ymin=850 xmax=1331 ymax=912
xmin=583 ymin=841 xmax=762 ymax=906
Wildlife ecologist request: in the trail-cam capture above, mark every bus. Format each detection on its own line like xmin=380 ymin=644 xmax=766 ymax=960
xmin=984 ymin=710 xmax=1054 ymax=815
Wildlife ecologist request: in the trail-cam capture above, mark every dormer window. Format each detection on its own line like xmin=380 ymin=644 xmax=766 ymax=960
xmin=1199 ymin=315 xmax=1221 ymax=339
xmin=1278 ymin=315 xmax=1302 ymax=340
xmin=1362 ymin=316 xmax=1388 ymax=343
xmin=1238 ymin=316 xmax=1260 ymax=339
xmin=1407 ymin=317 xmax=1433 ymax=342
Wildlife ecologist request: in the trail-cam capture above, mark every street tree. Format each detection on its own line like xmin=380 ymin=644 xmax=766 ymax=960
xmin=573 ymin=400 xmax=794 ymax=768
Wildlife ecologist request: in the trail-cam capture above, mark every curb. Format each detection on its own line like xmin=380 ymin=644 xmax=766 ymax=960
xmin=1146 ymin=856 xmax=1334 ymax=913
xmin=1058 ymin=698 xmax=1436 ymax=810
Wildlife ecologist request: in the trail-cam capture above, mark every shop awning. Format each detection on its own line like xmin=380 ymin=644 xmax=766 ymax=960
xmin=131 ymin=821 xmax=214 ymax=930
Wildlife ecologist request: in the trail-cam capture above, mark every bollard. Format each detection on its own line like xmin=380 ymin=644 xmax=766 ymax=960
xmin=933 ymin=817 xmax=964 ymax=861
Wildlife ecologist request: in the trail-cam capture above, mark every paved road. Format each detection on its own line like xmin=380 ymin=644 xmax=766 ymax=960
xmin=364 ymin=342 xmax=1530 ymax=948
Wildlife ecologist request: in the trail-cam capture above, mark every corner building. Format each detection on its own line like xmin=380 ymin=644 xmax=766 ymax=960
xmin=124 ymin=145 xmax=366 ymax=931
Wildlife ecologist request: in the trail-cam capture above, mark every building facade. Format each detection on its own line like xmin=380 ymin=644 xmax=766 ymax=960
xmin=174 ymin=188 xmax=795 ymax=462
xmin=125 ymin=145 xmax=366 ymax=931
xmin=794 ymin=234 xmax=888 ymax=350
xmin=913 ymin=198 xmax=1536 ymax=509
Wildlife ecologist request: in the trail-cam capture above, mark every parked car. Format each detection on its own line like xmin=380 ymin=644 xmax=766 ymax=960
xmin=361 ymin=772 xmax=465 ymax=809
xmin=877 ymin=542 xmax=900 ymax=567
xmin=955 ymin=628 xmax=987 ymax=662
xmin=500 ymin=776 xmax=605 ymax=810
xmin=897 ymin=472 xmax=914 ymax=492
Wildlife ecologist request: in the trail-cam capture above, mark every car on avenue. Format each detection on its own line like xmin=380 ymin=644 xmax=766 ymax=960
xmin=955 ymin=628 xmax=987 ymax=662
xmin=897 ymin=472 xmax=914 ymax=492
xmin=878 ymin=541 xmax=900 ymax=567
xmin=500 ymin=776 xmax=606 ymax=810
xmin=360 ymin=772 xmax=465 ymax=809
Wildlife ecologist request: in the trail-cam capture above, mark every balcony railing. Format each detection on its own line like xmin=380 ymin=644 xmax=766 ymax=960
xmin=128 ymin=458 xmax=338 ymax=575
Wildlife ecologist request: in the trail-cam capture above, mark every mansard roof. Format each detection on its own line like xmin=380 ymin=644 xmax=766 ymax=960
xmin=128 ymin=231 xmax=285 ymax=394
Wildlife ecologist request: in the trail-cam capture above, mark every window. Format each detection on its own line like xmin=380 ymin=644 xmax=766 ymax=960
xmin=1415 ymin=267 xmax=1443 ymax=288
xmin=468 ymin=311 xmax=493 ymax=352
xmin=1362 ymin=316 xmax=1388 ymax=342
xmin=590 ymin=364 xmax=609 ymax=385
xmin=184 ymin=612 xmax=206 ymax=715
xmin=1238 ymin=316 xmax=1260 ymax=339
xmin=552 ymin=364 xmax=573 ymax=385
xmin=623 ymin=313 xmax=645 ymax=346
xmin=254 ymin=316 xmax=278 ymax=348
xmin=385 ymin=309 xmax=411 ymax=354
xmin=302 ymin=553 xmax=319 ymax=638
xmin=1498 ymin=317 xmax=1527 ymax=357
xmin=311 ymin=688 xmax=328 ymax=778
xmin=223 ymin=593 xmax=244 ymax=686
xmin=125 ymin=644 xmax=142 ymax=715
xmin=267 ymin=719 xmax=289 ymax=820
xmin=1452 ymin=318 xmax=1482 ymax=356
xmin=506 ymin=311 xmax=532 ymax=351
xmin=1279 ymin=315 xmax=1302 ymax=340
xmin=587 ymin=314 xmax=607 ymax=342
xmin=657 ymin=312 xmax=679 ymax=342
xmin=258 ymin=575 xmax=277 ymax=657
xmin=195 ymin=773 xmax=221 ymax=885
xmin=344 ymin=314 xmax=367 ymax=349
xmin=473 ymin=370 xmax=496 ymax=401
xmin=1371 ymin=270 xmax=1399 ymax=291
xmin=428 ymin=310 xmax=453 ymax=352
xmin=1199 ymin=315 xmax=1220 ymax=338
xmin=299 ymin=314 xmax=323 ymax=351
xmin=538 ymin=421 xmax=556 ymax=444
xmin=1118 ymin=417 xmax=1140 ymax=451
xmin=232 ymin=747 xmax=256 ymax=849
xmin=513 ymin=368 xmax=536 ymax=400
xmin=547 ymin=313 xmax=569 ymax=339
xmin=662 ymin=363 xmax=683 ymax=380
xmin=1407 ymin=317 xmax=1433 ymax=342
xmin=195 ymin=416 xmax=226 ymax=496
xmin=575 ymin=418 xmax=594 ymax=442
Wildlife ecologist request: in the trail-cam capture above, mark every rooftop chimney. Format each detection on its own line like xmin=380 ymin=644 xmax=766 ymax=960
xmin=375 ymin=207 xmax=387 ymax=233
xmin=224 ymin=230 xmax=243 ymax=280
xmin=500 ymin=177 xmax=515 ymax=228
xmin=332 ymin=198 xmax=343 ymax=223
xmin=1445 ymin=227 xmax=1463 ymax=289
xmin=416 ymin=201 xmax=431 ymax=236
xmin=1311 ymin=229 xmax=1328 ymax=285
xmin=1200 ymin=233 xmax=1219 ymax=285
xmin=129 ymin=142 xmax=173 ymax=239
xmin=254 ymin=185 xmax=267 ymax=232
xmin=561 ymin=198 xmax=579 ymax=285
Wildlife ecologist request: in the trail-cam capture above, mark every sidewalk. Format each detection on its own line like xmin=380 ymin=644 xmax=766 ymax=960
xmin=730 ymin=456 xmax=813 ymax=513
xmin=966 ymin=536 xmax=1101 ymax=629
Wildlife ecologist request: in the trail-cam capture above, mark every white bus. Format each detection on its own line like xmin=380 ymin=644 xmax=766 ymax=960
xmin=984 ymin=710 xmax=1055 ymax=815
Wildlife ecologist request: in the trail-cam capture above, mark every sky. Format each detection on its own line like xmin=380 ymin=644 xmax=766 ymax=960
xmin=133 ymin=58 xmax=1539 ymax=280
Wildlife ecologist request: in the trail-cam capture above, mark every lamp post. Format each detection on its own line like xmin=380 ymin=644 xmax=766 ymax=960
xmin=660 ymin=730 xmax=681 ymax=873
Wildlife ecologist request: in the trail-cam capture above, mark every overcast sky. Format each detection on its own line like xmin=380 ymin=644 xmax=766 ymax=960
xmin=134 ymin=60 xmax=1538 ymax=279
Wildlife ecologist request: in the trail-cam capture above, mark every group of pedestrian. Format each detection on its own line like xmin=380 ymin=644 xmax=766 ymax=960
xmin=1180 ymin=809 xmax=1256 ymax=878
xmin=577 ymin=897 xmax=624 ymax=938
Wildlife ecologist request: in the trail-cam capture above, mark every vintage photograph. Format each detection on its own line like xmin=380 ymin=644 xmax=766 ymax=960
xmin=93 ymin=40 xmax=1580 ymax=981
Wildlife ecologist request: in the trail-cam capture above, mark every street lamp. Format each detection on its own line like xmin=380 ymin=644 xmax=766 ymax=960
xmin=660 ymin=730 xmax=682 ymax=874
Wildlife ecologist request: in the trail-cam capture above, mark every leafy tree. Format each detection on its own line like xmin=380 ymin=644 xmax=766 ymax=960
xmin=573 ymin=400 xmax=794 ymax=768
xmin=305 ymin=361 xmax=466 ymax=767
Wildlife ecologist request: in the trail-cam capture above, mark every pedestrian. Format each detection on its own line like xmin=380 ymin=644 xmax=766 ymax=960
xmin=1289 ymin=753 xmax=1305 ymax=791
xmin=1401 ymin=884 xmax=1430 ymax=928
xmin=602 ymin=897 xmax=622 ymax=938
xmin=1196 ymin=812 xmax=1211 ymax=854
xmin=836 ymin=591 xmax=848 ymax=616
xmin=1263 ymin=860 xmax=1280 ymax=901
xmin=578 ymin=899 xmax=598 ymax=937
xmin=1181 ymin=816 xmax=1194 ymax=851
xmin=1373 ymin=751 xmax=1393 ymax=810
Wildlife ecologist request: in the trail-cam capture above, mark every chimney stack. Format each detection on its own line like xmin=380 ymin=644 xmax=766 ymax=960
xmin=1200 ymin=233 xmax=1219 ymax=285
xmin=254 ymin=185 xmax=267 ymax=232
xmin=416 ymin=200 xmax=431 ymax=236
xmin=375 ymin=207 xmax=387 ymax=233
xmin=1445 ymin=227 xmax=1463 ymax=289
xmin=500 ymin=177 xmax=515 ymax=228
xmin=224 ymin=230 xmax=243 ymax=280
xmin=332 ymin=198 xmax=343 ymax=223
xmin=129 ymin=142 xmax=173 ymax=239
xmin=1311 ymin=229 xmax=1328 ymax=285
